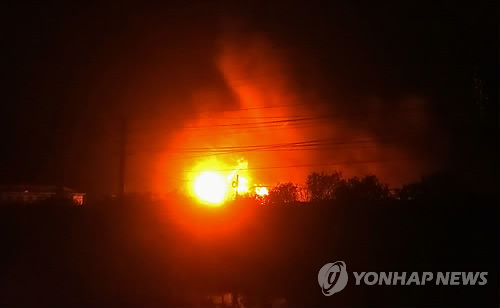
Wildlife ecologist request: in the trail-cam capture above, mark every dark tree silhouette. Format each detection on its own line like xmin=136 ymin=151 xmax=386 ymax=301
xmin=336 ymin=175 xmax=391 ymax=201
xmin=397 ymin=182 xmax=422 ymax=201
xmin=397 ymin=171 xmax=470 ymax=201
xmin=306 ymin=171 xmax=343 ymax=201
xmin=266 ymin=182 xmax=298 ymax=205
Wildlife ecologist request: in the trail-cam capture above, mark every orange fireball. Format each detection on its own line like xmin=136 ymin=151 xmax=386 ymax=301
xmin=194 ymin=172 xmax=226 ymax=205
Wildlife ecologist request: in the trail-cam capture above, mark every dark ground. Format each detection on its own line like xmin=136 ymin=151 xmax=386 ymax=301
xmin=0 ymin=193 xmax=498 ymax=307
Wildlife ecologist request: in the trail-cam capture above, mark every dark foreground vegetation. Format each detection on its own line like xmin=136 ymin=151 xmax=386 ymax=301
xmin=0 ymin=174 xmax=498 ymax=307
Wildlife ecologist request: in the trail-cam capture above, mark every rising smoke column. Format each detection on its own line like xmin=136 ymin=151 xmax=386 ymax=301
xmin=158 ymin=29 xmax=442 ymax=195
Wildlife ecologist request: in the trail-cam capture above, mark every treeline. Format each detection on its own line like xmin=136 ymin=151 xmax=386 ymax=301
xmin=265 ymin=172 xmax=390 ymax=204
xmin=262 ymin=170 xmax=495 ymax=205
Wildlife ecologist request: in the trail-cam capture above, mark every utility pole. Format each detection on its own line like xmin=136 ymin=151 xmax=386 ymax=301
xmin=235 ymin=174 xmax=240 ymax=199
xmin=473 ymin=66 xmax=488 ymax=116
xmin=118 ymin=118 xmax=127 ymax=198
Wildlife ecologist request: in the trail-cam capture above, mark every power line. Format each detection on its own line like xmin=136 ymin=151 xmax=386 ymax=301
xmin=181 ymin=157 xmax=420 ymax=173
xmin=197 ymin=102 xmax=331 ymax=114
xmin=182 ymin=115 xmax=334 ymax=130
xmin=150 ymin=107 xmax=430 ymax=132
xmin=165 ymin=136 xmax=410 ymax=159
xmin=170 ymin=139 xmax=387 ymax=159
xmin=122 ymin=106 xmax=434 ymax=139
xmin=171 ymin=137 xmax=363 ymax=151
xmin=121 ymin=129 xmax=423 ymax=156
xmin=206 ymin=115 xmax=309 ymax=120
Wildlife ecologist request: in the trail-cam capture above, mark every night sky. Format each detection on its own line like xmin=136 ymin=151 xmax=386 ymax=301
xmin=2 ymin=1 xmax=498 ymax=196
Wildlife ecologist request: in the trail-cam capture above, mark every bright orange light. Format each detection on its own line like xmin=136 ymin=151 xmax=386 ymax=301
xmin=194 ymin=172 xmax=226 ymax=205
xmin=255 ymin=186 xmax=269 ymax=196
xmin=236 ymin=176 xmax=249 ymax=194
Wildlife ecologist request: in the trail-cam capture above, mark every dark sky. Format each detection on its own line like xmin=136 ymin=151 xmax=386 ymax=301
xmin=2 ymin=1 xmax=498 ymax=195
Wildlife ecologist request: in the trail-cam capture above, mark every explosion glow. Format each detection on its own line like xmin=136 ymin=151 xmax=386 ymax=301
xmin=227 ymin=169 xmax=249 ymax=194
xmin=194 ymin=172 xmax=226 ymax=205
xmin=255 ymin=186 xmax=269 ymax=196
xmin=235 ymin=175 xmax=249 ymax=194
xmin=189 ymin=158 xmax=258 ymax=205
xmin=193 ymin=171 xmax=252 ymax=205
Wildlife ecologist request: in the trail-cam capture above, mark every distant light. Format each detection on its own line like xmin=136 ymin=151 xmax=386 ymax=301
xmin=255 ymin=186 xmax=269 ymax=196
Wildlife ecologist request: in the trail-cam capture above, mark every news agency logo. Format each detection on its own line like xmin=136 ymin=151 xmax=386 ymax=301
xmin=318 ymin=261 xmax=489 ymax=296
xmin=317 ymin=261 xmax=348 ymax=296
